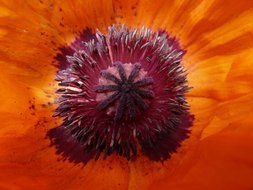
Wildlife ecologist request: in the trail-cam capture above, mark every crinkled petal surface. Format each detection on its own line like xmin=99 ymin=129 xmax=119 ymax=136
xmin=0 ymin=0 xmax=253 ymax=190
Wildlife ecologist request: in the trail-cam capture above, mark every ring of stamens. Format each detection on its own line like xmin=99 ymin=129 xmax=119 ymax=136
xmin=52 ymin=25 xmax=193 ymax=162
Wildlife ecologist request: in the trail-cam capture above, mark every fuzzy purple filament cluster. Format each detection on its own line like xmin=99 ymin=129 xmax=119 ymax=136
xmin=49 ymin=25 xmax=193 ymax=163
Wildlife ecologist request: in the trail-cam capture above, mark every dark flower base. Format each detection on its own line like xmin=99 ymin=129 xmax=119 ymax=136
xmin=49 ymin=25 xmax=194 ymax=164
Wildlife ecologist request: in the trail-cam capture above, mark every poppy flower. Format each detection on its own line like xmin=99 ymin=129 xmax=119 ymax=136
xmin=0 ymin=0 xmax=253 ymax=190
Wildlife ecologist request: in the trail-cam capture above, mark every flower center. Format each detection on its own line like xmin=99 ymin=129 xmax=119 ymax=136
xmin=95 ymin=62 xmax=154 ymax=122
xmin=51 ymin=25 xmax=194 ymax=162
xmin=121 ymin=84 xmax=131 ymax=92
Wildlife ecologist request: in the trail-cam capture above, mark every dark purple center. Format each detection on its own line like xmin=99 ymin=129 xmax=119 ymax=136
xmin=49 ymin=25 xmax=194 ymax=164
